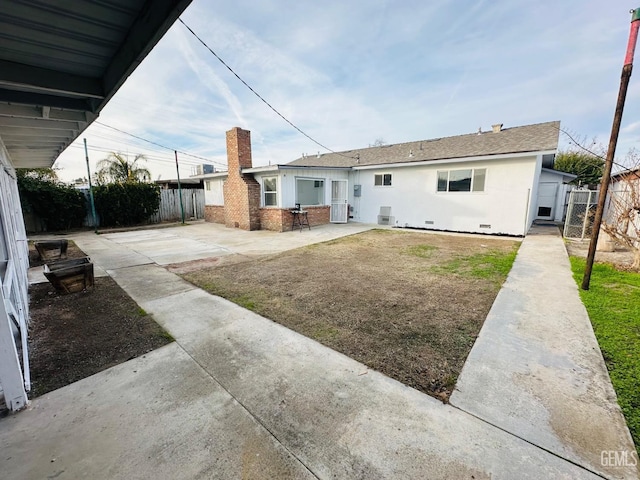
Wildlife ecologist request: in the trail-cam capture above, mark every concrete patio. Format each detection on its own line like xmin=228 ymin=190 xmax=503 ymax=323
xmin=2 ymin=222 xmax=637 ymax=479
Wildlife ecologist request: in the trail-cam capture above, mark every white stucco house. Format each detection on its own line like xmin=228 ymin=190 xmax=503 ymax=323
xmin=203 ymin=122 xmax=575 ymax=236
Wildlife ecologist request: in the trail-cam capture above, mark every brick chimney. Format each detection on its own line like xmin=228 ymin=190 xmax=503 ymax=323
xmin=223 ymin=127 xmax=261 ymax=230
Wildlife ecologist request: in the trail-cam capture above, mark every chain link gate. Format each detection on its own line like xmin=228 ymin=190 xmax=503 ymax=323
xmin=563 ymin=189 xmax=598 ymax=239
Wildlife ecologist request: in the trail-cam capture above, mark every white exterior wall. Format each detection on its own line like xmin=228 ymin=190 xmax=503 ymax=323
xmin=203 ymin=177 xmax=225 ymax=205
xmin=350 ymin=156 xmax=538 ymax=236
xmin=606 ymin=174 xmax=640 ymax=240
xmin=254 ymin=169 xmax=350 ymax=208
xmin=538 ymin=169 xmax=571 ymax=222
xmin=526 ymin=155 xmax=544 ymax=227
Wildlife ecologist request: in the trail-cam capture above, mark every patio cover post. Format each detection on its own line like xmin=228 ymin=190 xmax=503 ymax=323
xmin=0 ymin=293 xmax=28 ymax=411
xmin=84 ymin=138 xmax=98 ymax=232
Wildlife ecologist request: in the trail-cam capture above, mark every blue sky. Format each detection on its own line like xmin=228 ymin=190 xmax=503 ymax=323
xmin=54 ymin=1 xmax=640 ymax=182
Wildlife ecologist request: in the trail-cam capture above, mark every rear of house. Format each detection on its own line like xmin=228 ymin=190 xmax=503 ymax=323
xmin=202 ymin=121 xmax=569 ymax=236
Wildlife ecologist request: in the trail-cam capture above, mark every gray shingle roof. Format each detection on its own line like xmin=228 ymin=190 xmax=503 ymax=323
xmin=286 ymin=121 xmax=560 ymax=168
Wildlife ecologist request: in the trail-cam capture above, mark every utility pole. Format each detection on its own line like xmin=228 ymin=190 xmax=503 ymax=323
xmin=582 ymin=8 xmax=640 ymax=290
xmin=83 ymin=138 xmax=98 ymax=233
xmin=175 ymin=150 xmax=185 ymax=224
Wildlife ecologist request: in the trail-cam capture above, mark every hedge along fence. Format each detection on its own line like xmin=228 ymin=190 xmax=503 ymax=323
xmin=93 ymin=183 xmax=161 ymax=227
xmin=83 ymin=188 xmax=204 ymax=227
xmin=18 ymin=176 xmax=87 ymax=231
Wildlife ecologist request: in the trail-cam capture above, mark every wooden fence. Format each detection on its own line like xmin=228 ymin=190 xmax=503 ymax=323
xmin=149 ymin=189 xmax=205 ymax=223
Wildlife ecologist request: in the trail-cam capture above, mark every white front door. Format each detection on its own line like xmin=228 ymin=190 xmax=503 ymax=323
xmin=330 ymin=180 xmax=348 ymax=223
xmin=536 ymin=182 xmax=558 ymax=220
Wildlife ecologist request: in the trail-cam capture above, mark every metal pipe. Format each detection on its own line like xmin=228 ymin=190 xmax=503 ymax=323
xmin=84 ymin=138 xmax=98 ymax=233
xmin=175 ymin=150 xmax=185 ymax=224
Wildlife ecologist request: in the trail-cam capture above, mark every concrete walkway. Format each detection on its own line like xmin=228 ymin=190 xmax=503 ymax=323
xmin=1 ymin=223 xmax=637 ymax=479
xmin=451 ymin=225 xmax=637 ymax=479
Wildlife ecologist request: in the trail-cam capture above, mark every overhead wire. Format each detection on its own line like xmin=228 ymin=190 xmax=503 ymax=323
xmin=93 ymin=121 xmax=228 ymax=167
xmin=178 ymin=18 xmax=357 ymax=161
xmin=68 ymin=144 xmax=202 ymax=167
xmin=558 ymin=126 xmax=635 ymax=175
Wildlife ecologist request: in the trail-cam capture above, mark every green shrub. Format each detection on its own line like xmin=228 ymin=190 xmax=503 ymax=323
xmin=17 ymin=175 xmax=87 ymax=231
xmin=94 ymin=183 xmax=160 ymax=227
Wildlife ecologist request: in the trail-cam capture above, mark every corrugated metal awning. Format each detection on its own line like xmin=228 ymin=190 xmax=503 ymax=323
xmin=0 ymin=0 xmax=192 ymax=169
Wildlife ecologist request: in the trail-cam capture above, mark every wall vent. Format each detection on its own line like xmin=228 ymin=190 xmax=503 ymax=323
xmin=424 ymin=220 xmax=434 ymax=225
xmin=479 ymin=224 xmax=491 ymax=229
xmin=378 ymin=216 xmax=395 ymax=225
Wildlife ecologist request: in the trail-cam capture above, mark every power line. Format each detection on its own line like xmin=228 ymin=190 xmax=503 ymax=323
xmin=559 ymin=127 xmax=632 ymax=173
xmin=68 ymin=144 xmax=202 ymax=167
xmin=78 ymin=131 xmax=205 ymax=165
xmin=178 ymin=18 xmax=357 ymax=161
xmin=93 ymin=121 xmax=227 ymax=167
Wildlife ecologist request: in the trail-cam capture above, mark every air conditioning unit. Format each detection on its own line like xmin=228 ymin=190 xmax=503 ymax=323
xmin=195 ymin=164 xmax=215 ymax=175
xmin=377 ymin=206 xmax=393 ymax=225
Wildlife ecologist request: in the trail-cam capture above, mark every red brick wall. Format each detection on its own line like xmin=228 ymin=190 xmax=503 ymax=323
xmin=259 ymin=206 xmax=331 ymax=231
xmin=222 ymin=127 xmax=261 ymax=231
xmin=259 ymin=208 xmax=287 ymax=232
xmin=300 ymin=206 xmax=330 ymax=227
xmin=204 ymin=205 xmax=225 ymax=224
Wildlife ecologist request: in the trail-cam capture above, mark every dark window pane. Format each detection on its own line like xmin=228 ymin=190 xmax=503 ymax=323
xmin=264 ymin=177 xmax=277 ymax=192
xmin=448 ymin=169 xmax=472 ymax=192
xmin=374 ymin=175 xmax=382 ymax=186
xmin=264 ymin=192 xmax=277 ymax=206
xmin=383 ymin=174 xmax=392 ymax=186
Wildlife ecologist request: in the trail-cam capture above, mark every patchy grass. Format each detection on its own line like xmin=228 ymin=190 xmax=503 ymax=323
xmin=570 ymin=257 xmax=640 ymax=454
xmin=181 ymin=230 xmax=519 ymax=401
xmin=433 ymin=249 xmax=518 ymax=281
xmin=403 ymin=244 xmax=439 ymax=258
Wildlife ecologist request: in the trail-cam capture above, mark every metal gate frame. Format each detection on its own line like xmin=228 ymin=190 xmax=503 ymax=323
xmin=563 ymin=189 xmax=598 ymax=239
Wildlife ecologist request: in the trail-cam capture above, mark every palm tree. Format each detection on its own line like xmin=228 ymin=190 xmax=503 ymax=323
xmin=96 ymin=152 xmax=151 ymax=184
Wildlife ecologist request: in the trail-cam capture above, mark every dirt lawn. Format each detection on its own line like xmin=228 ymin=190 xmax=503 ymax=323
xmin=180 ymin=229 xmax=519 ymax=401
xmin=565 ymin=238 xmax=637 ymax=271
xmin=27 ymin=242 xmax=173 ymax=398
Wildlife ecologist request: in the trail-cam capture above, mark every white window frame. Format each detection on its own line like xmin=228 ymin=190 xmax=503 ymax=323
xmin=205 ymin=181 xmax=211 ymax=191
xmin=262 ymin=176 xmax=278 ymax=207
xmin=374 ymin=173 xmax=392 ymax=187
xmin=437 ymin=168 xmax=486 ymax=193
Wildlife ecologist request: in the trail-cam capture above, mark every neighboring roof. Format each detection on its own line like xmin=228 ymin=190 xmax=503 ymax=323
xmin=0 ymin=0 xmax=192 ymax=169
xmin=611 ymin=167 xmax=640 ymax=181
xmin=287 ymin=121 xmax=560 ymax=168
xmin=541 ymin=167 xmax=577 ymax=181
xmin=155 ymin=177 xmax=202 ymax=185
